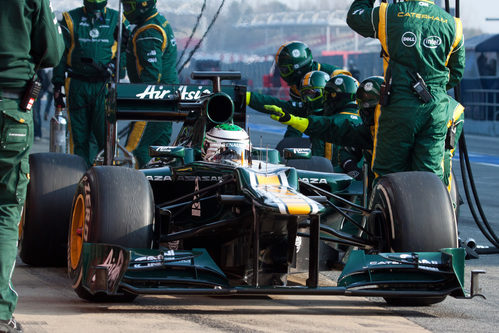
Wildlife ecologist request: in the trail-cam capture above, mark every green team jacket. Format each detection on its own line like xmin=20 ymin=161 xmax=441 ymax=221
xmin=346 ymin=0 xmax=464 ymax=94
xmin=306 ymin=109 xmax=371 ymax=149
xmin=126 ymin=10 xmax=178 ymax=84
xmin=248 ymin=61 xmax=346 ymax=117
xmin=306 ymin=108 xmax=373 ymax=182
xmin=305 ymin=99 xmax=463 ymax=187
xmin=53 ymin=7 xmax=127 ymax=85
xmin=0 ymin=0 xmax=64 ymax=88
xmin=305 ymin=106 xmax=367 ymax=169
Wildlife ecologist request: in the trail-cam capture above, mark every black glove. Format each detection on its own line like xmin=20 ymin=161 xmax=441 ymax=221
xmin=53 ymin=84 xmax=65 ymax=108
xmin=342 ymin=159 xmax=362 ymax=181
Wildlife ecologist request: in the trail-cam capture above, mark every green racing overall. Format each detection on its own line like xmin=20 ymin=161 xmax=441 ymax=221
xmin=346 ymin=0 xmax=465 ymax=180
xmin=0 ymin=0 xmax=64 ymax=323
xmin=53 ymin=6 xmax=127 ymax=167
xmin=124 ymin=10 xmax=179 ymax=168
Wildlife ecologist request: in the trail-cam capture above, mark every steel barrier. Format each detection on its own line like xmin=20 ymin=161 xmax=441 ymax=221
xmin=462 ymin=89 xmax=499 ymax=121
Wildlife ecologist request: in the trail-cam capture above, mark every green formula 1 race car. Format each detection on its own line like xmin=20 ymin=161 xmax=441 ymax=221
xmin=20 ymin=72 xmax=484 ymax=305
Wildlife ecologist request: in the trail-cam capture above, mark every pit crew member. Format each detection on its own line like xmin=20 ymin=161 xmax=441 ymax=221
xmin=346 ymin=0 xmax=465 ymax=180
xmin=267 ymin=74 xmax=364 ymax=178
xmin=0 ymin=1 xmax=64 ymax=331
xmin=123 ymin=0 xmax=179 ymax=169
xmin=52 ymin=0 xmax=129 ymax=167
xmin=246 ymin=41 xmax=350 ymax=138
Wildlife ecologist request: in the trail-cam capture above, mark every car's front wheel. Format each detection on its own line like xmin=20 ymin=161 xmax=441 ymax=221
xmin=368 ymin=171 xmax=458 ymax=305
xmin=68 ymin=166 xmax=154 ymax=302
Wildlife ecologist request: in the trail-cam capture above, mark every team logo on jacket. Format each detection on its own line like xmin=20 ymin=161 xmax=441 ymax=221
xmin=423 ymin=36 xmax=442 ymax=49
xmin=89 ymin=28 xmax=99 ymax=38
xmin=401 ymin=31 xmax=417 ymax=47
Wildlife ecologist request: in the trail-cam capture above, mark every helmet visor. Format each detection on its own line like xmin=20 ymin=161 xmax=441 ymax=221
xmin=300 ymin=87 xmax=323 ymax=102
xmin=84 ymin=0 xmax=107 ymax=11
xmin=122 ymin=1 xmax=136 ymax=15
xmin=210 ymin=144 xmax=249 ymax=165
xmin=278 ymin=64 xmax=294 ymax=78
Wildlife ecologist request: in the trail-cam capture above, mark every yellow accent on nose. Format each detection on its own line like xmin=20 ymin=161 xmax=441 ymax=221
xmin=20 ymin=119 xmax=25 ymax=123
xmin=263 ymin=186 xmax=312 ymax=215
xmin=256 ymin=174 xmax=281 ymax=185
xmin=287 ymin=203 xmax=311 ymax=215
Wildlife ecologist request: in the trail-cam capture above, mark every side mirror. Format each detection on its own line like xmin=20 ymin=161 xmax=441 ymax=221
xmin=251 ymin=147 xmax=280 ymax=164
xmin=282 ymin=148 xmax=312 ymax=160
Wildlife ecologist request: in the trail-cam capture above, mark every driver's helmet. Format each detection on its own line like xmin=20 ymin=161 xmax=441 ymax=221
xmin=84 ymin=0 xmax=107 ymax=13
xmin=122 ymin=0 xmax=156 ymax=24
xmin=202 ymin=124 xmax=250 ymax=165
xmin=323 ymin=74 xmax=359 ymax=116
xmin=275 ymin=41 xmax=313 ymax=85
xmin=356 ymin=76 xmax=384 ymax=126
xmin=299 ymin=70 xmax=330 ymax=113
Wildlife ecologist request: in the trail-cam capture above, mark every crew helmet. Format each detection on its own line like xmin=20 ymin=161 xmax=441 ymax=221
xmin=356 ymin=76 xmax=384 ymax=126
xmin=84 ymin=0 xmax=107 ymax=13
xmin=299 ymin=71 xmax=331 ymax=113
xmin=123 ymin=0 xmax=157 ymax=24
xmin=323 ymin=74 xmax=359 ymax=115
xmin=275 ymin=41 xmax=313 ymax=85
xmin=202 ymin=124 xmax=250 ymax=165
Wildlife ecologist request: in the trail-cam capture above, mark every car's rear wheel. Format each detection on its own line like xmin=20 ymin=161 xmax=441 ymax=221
xmin=68 ymin=166 xmax=154 ymax=302
xmin=368 ymin=171 xmax=457 ymax=306
xmin=20 ymin=153 xmax=87 ymax=266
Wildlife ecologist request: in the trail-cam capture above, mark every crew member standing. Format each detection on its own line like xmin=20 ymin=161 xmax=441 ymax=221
xmin=123 ymin=0 xmax=179 ymax=168
xmin=346 ymin=0 xmax=465 ymax=180
xmin=52 ymin=0 xmax=129 ymax=167
xmin=0 ymin=1 xmax=64 ymax=331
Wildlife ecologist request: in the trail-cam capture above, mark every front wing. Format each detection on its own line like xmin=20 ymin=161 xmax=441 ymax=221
xmin=78 ymin=243 xmax=468 ymax=299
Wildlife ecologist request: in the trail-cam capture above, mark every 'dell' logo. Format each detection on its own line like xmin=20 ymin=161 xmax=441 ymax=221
xmin=401 ymin=32 xmax=417 ymax=47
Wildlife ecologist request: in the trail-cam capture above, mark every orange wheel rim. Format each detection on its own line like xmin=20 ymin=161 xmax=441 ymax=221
xmin=70 ymin=194 xmax=85 ymax=270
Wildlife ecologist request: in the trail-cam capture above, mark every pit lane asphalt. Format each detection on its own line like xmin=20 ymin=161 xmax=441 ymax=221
xmin=18 ymin=113 xmax=499 ymax=332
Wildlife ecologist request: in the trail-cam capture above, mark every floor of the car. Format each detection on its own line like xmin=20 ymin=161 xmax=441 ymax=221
xmin=286 ymin=271 xmax=337 ymax=287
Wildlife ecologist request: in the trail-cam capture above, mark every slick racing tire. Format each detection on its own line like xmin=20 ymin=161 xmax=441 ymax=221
xmin=368 ymin=171 xmax=458 ymax=306
xmin=20 ymin=153 xmax=87 ymax=266
xmin=68 ymin=166 xmax=154 ymax=302
xmin=449 ymin=170 xmax=462 ymax=223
